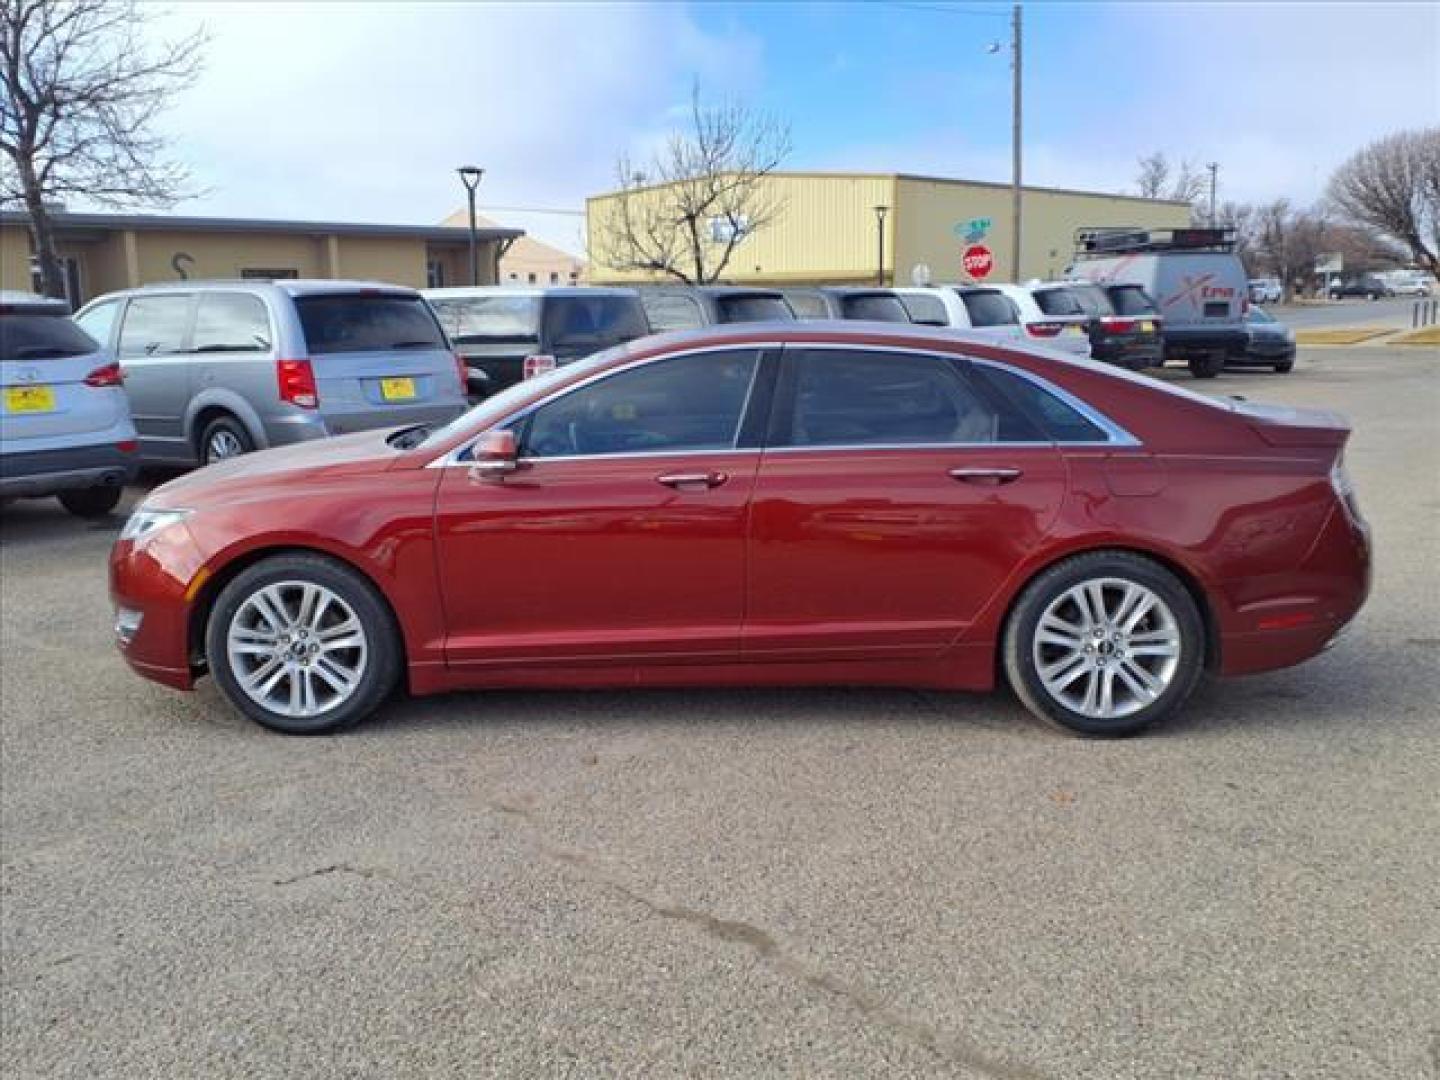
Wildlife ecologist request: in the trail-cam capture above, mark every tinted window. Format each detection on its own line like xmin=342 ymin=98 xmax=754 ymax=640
xmin=715 ymin=295 xmax=793 ymax=323
xmin=0 ymin=315 xmax=99 ymax=361
xmin=782 ymin=291 xmax=831 ymax=319
xmin=1069 ymin=284 xmax=1113 ymax=316
xmin=840 ymin=293 xmax=911 ymax=322
xmin=118 ymin=295 xmax=192 ymax=356
xmin=191 ymin=293 xmax=272 ymax=352
xmin=641 ymin=292 xmax=705 ymax=332
xmin=971 ymin=364 xmax=1109 ymax=443
xmin=898 ymin=293 xmax=949 ymax=326
xmin=296 ymin=294 xmax=446 ymax=354
xmin=1032 ymin=288 xmax=1085 ymax=317
xmin=1107 ymin=286 xmax=1158 ymax=317
xmin=541 ymin=295 xmax=648 ymax=350
xmin=958 ymin=289 xmax=1019 ymax=327
xmin=786 ymin=350 xmax=1036 ymax=447
xmin=73 ymin=300 xmax=120 ymax=347
xmin=522 ymin=350 xmax=758 ymax=458
xmin=431 ymin=296 xmax=541 ymax=343
xmin=1247 ymin=307 xmax=1275 ymax=324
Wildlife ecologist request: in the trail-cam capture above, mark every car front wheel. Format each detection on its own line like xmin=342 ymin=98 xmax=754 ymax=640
xmin=58 ymin=485 xmax=122 ymax=518
xmin=1003 ymin=552 xmax=1205 ymax=736
xmin=205 ymin=553 xmax=401 ymax=734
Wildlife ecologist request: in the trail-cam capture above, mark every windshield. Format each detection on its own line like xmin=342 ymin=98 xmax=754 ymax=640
xmin=1247 ymin=307 xmax=1276 ymax=324
xmin=414 ymin=340 xmax=636 ymax=452
xmin=0 ymin=315 xmax=100 ymax=361
xmin=430 ymin=296 xmax=541 ymax=343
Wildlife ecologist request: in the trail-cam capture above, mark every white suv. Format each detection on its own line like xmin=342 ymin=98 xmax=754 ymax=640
xmin=1 ymin=293 xmax=139 ymax=517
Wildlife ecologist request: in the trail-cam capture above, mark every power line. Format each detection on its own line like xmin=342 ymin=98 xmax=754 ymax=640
xmin=479 ymin=204 xmax=585 ymax=217
xmin=890 ymin=2 xmax=1009 ymax=19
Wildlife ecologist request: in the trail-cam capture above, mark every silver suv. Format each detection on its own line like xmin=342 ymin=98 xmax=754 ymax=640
xmin=74 ymin=280 xmax=468 ymax=466
xmin=1 ymin=292 xmax=139 ymax=516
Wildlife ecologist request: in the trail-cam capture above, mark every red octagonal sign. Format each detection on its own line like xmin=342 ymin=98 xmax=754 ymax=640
xmin=962 ymin=244 xmax=994 ymax=280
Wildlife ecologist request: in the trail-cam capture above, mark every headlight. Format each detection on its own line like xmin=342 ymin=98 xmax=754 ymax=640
xmin=119 ymin=507 xmax=192 ymax=544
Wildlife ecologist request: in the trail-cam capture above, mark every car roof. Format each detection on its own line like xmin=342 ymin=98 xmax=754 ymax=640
xmin=122 ymin=278 xmax=422 ymax=298
xmin=0 ymin=291 xmax=69 ymax=315
xmin=422 ymin=286 xmax=638 ymax=299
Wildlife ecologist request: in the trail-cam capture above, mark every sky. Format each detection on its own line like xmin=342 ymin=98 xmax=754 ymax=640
xmin=146 ymin=1 xmax=1440 ymax=256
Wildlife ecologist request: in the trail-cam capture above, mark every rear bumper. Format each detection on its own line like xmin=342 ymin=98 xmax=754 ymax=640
xmin=0 ymin=441 xmax=139 ymax=497
xmin=1231 ymin=339 xmax=1297 ymax=364
xmin=1092 ymin=340 xmax=1164 ymax=369
xmin=1162 ymin=327 xmax=1248 ymax=356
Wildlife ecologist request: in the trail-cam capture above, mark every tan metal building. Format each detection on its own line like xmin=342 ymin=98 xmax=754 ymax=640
xmin=0 ymin=210 xmax=523 ymax=307
xmin=587 ymin=172 xmax=1191 ymax=286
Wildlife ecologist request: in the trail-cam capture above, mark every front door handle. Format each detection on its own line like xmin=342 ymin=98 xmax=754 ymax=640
xmin=656 ymin=471 xmax=728 ymax=491
xmin=949 ymin=467 xmax=1023 ymax=485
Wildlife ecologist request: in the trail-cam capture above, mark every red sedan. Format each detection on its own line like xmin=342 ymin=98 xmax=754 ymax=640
xmin=110 ymin=324 xmax=1370 ymax=736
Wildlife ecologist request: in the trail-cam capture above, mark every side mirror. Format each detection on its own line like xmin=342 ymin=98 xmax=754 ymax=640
xmin=468 ymin=428 xmax=520 ymax=481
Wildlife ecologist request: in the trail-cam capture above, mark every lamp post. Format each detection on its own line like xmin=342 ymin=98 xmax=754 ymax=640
xmin=1009 ymin=4 xmax=1022 ymax=282
xmin=457 ymin=165 xmax=484 ymax=285
xmin=873 ymin=204 xmax=890 ymax=285
xmin=1206 ymin=161 xmax=1219 ymax=226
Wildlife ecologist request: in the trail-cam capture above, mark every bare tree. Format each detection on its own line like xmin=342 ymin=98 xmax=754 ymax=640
xmin=1328 ymin=128 xmax=1440 ymax=282
xmin=1134 ymin=150 xmax=1207 ymax=218
xmin=596 ymin=86 xmax=791 ymax=284
xmin=0 ymin=0 xmax=205 ymax=297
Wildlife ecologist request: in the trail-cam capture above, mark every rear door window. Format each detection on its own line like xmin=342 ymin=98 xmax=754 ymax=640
xmin=296 ymin=294 xmax=446 ymax=354
xmin=970 ymin=363 xmax=1110 ymax=443
xmin=1106 ymin=286 xmax=1158 ymax=317
xmin=1 ymin=315 xmax=99 ymax=361
xmin=897 ymin=293 xmax=950 ymax=326
xmin=117 ymin=295 xmax=193 ymax=357
xmin=191 ymin=293 xmax=273 ymax=353
xmin=715 ymin=295 xmax=793 ymax=323
xmin=840 ymin=293 xmax=911 ymax=322
xmin=640 ymin=293 xmax=705 ymax=332
xmin=958 ymin=289 xmax=1019 ymax=327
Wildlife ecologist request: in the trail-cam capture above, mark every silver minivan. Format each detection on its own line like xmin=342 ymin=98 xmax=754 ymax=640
xmin=74 ymin=280 xmax=468 ymax=465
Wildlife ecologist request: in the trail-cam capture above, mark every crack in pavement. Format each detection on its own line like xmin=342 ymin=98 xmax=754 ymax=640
xmin=493 ymin=800 xmax=1046 ymax=1080
xmin=272 ymin=863 xmax=384 ymax=887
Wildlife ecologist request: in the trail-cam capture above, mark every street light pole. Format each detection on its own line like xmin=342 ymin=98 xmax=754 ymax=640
xmin=1206 ymin=162 xmax=1219 ymax=226
xmin=873 ymin=205 xmax=890 ymax=285
xmin=1010 ymin=3 xmax=1023 ymax=282
xmin=457 ymin=165 xmax=484 ymax=285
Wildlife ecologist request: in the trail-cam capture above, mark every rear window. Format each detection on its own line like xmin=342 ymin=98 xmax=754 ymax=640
xmin=297 ymin=294 xmax=446 ymax=354
xmin=897 ymin=293 xmax=949 ymax=326
xmin=1069 ymin=284 xmax=1114 ymax=316
xmin=715 ymin=295 xmax=793 ymax=323
xmin=1106 ymin=286 xmax=1158 ymax=317
xmin=0 ymin=315 xmax=99 ymax=361
xmin=641 ymin=293 xmax=705 ymax=333
xmin=958 ymin=289 xmax=1018 ymax=327
xmin=782 ymin=291 xmax=831 ymax=319
xmin=840 ymin=293 xmax=911 ymax=322
xmin=431 ymin=296 xmax=541 ymax=343
xmin=541 ymin=295 xmax=649 ymax=349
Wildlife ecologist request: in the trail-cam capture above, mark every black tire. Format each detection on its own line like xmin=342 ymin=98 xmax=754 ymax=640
xmin=1367 ymin=292 xmax=1378 ymax=301
xmin=1187 ymin=352 xmax=1225 ymax=379
xmin=1002 ymin=551 xmax=1206 ymax=737
xmin=58 ymin=485 xmax=122 ymax=518
xmin=205 ymin=553 xmax=401 ymax=734
xmin=1273 ymin=359 xmax=1294 ymax=374
xmin=199 ymin=415 xmax=255 ymax=465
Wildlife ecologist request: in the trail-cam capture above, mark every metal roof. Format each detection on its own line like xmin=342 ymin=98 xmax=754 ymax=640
xmin=0 ymin=209 xmax=523 ymax=243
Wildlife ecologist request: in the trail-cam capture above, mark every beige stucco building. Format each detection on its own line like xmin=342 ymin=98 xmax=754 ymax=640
xmin=0 ymin=210 xmax=523 ymax=306
xmin=441 ymin=210 xmax=586 ymax=285
xmin=587 ymin=172 xmax=1191 ymax=286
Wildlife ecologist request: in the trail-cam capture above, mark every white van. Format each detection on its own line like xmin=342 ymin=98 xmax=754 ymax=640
xmin=1066 ymin=228 xmax=1249 ymax=378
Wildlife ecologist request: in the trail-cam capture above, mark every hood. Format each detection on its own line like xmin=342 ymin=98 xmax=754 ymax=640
xmin=148 ymin=428 xmax=401 ymax=508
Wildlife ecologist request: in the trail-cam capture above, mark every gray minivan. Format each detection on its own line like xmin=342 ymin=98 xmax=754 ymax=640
xmin=74 ymin=280 xmax=468 ymax=465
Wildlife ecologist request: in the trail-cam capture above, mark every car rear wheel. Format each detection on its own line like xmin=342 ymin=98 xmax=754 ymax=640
xmin=1003 ymin=552 xmax=1205 ymax=736
xmin=58 ymin=485 xmax=122 ymax=518
xmin=201 ymin=415 xmax=254 ymax=465
xmin=205 ymin=554 xmax=400 ymax=734
xmin=1274 ymin=359 xmax=1294 ymax=373
xmin=1187 ymin=352 xmax=1225 ymax=378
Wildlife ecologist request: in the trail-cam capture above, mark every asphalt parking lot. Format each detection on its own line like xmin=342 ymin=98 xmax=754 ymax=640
xmin=2 ymin=345 xmax=1437 ymax=1079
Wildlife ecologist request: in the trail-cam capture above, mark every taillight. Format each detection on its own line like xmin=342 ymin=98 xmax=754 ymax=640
xmin=83 ymin=361 xmax=124 ymax=387
xmin=117 ymin=439 xmax=138 ymax=453
xmin=277 ymin=358 xmax=318 ymax=408
xmin=1026 ymin=322 xmax=1064 ymax=338
xmin=454 ymin=352 xmax=469 ymax=394
xmin=1330 ymin=454 xmax=1363 ymax=524
xmin=1100 ymin=317 xmax=1137 ymax=334
xmin=523 ymin=354 xmax=556 ymax=380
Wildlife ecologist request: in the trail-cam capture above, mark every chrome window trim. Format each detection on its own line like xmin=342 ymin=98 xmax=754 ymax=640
xmin=970 ymin=358 xmax=1141 ymax=447
xmin=428 ymin=342 xmax=778 ymax=468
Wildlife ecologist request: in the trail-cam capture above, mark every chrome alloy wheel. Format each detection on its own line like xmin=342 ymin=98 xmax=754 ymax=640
xmin=1031 ymin=577 xmax=1182 ymax=720
xmin=225 ymin=581 xmax=368 ymax=719
xmin=206 ymin=429 xmax=246 ymax=462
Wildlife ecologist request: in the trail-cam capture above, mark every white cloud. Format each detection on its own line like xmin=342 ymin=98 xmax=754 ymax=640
xmin=145 ymin=1 xmax=762 ymax=250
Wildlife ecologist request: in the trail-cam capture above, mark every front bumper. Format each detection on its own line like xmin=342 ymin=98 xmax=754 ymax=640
xmin=109 ymin=522 xmax=209 ymax=691
xmin=0 ymin=441 xmax=139 ymax=498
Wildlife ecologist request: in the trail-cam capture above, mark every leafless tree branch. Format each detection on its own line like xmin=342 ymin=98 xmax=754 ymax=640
xmin=1328 ymin=128 xmax=1440 ymax=282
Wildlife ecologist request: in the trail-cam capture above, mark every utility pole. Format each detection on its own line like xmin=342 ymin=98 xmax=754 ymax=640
xmin=1010 ymin=3 xmax=1023 ymax=282
xmin=1207 ymin=162 xmax=1219 ymax=226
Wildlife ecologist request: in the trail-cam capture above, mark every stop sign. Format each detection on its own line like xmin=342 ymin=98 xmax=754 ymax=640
xmin=962 ymin=244 xmax=994 ymax=280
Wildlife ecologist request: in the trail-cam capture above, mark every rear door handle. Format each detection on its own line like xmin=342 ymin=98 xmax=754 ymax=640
xmin=657 ymin=471 xmax=728 ymax=490
xmin=949 ymin=467 xmax=1023 ymax=485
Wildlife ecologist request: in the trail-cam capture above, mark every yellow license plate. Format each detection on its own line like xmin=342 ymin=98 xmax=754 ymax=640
xmin=379 ymin=377 xmax=416 ymax=401
xmin=4 ymin=385 xmax=56 ymax=413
